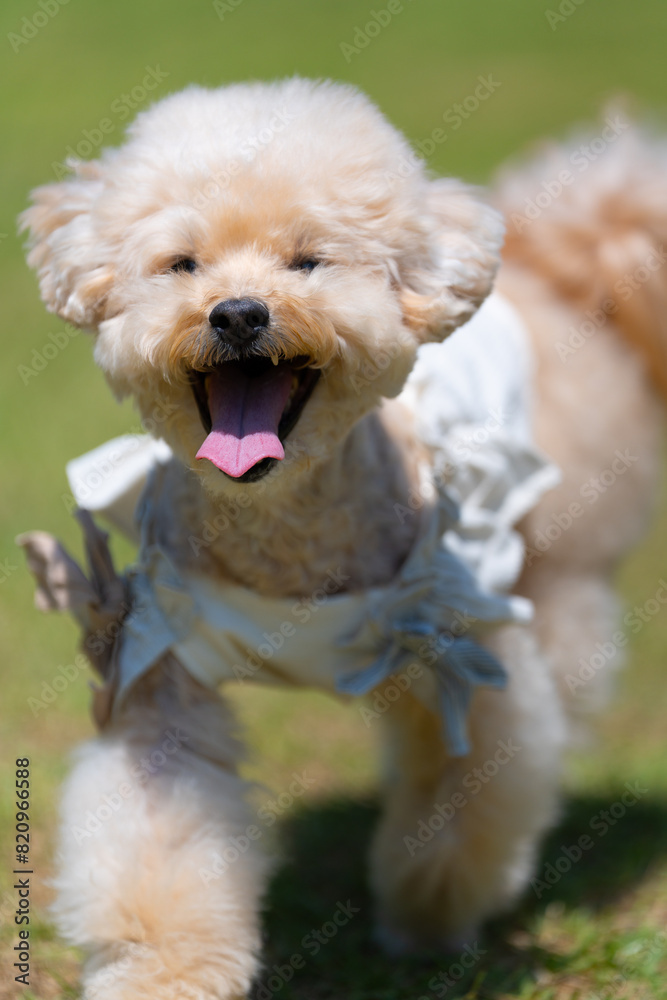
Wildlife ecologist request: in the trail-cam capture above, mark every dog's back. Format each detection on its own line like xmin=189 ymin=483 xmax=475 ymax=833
xmin=494 ymin=117 xmax=667 ymax=719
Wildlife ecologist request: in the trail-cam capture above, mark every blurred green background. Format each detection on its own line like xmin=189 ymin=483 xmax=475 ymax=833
xmin=1 ymin=1 xmax=667 ymax=997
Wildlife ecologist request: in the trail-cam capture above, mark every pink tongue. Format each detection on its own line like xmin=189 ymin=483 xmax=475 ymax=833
xmin=196 ymin=363 xmax=293 ymax=478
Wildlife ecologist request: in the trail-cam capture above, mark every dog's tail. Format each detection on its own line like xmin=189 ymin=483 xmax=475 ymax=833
xmin=495 ymin=112 xmax=667 ymax=400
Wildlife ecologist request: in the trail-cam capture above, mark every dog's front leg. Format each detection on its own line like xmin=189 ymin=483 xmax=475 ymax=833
xmin=52 ymin=654 xmax=268 ymax=1000
xmin=369 ymin=626 xmax=566 ymax=953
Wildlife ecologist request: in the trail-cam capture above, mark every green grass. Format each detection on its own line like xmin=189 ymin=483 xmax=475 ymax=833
xmin=2 ymin=0 xmax=667 ymax=996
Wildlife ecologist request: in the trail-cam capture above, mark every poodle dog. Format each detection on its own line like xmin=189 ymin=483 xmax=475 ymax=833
xmin=18 ymin=79 xmax=667 ymax=999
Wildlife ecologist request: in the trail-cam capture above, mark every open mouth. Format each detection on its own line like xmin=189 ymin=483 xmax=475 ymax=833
xmin=189 ymin=356 xmax=320 ymax=482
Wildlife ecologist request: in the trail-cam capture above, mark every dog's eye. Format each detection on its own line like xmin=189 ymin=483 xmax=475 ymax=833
xmin=291 ymin=259 xmax=320 ymax=273
xmin=169 ymin=258 xmax=197 ymax=274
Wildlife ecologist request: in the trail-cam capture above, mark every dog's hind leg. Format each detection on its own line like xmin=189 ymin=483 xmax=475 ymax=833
xmin=369 ymin=626 xmax=566 ymax=952
xmin=52 ymin=654 xmax=268 ymax=1000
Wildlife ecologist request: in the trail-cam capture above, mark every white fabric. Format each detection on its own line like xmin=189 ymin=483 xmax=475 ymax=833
xmin=67 ymin=435 xmax=172 ymax=543
xmin=66 ymin=293 xmax=560 ymax=755
xmin=403 ymin=293 xmax=561 ymax=594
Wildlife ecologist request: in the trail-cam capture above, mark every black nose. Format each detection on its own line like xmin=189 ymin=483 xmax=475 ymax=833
xmin=208 ymin=297 xmax=270 ymax=345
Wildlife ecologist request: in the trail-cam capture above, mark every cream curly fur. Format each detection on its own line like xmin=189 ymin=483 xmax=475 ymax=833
xmin=21 ymin=80 xmax=667 ymax=997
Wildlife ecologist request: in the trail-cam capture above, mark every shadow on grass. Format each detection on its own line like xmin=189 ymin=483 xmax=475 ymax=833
xmin=526 ymin=788 xmax=667 ymax=912
xmin=255 ymin=792 xmax=667 ymax=1000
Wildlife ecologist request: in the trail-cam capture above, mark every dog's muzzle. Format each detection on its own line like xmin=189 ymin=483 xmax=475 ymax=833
xmin=189 ymin=302 xmax=320 ymax=482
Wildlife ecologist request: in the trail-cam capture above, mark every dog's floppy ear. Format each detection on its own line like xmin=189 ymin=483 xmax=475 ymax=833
xmin=400 ymin=179 xmax=504 ymax=342
xmin=20 ymin=161 xmax=115 ymax=329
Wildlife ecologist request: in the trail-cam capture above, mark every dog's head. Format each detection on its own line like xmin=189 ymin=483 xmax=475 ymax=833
xmin=22 ymin=79 xmax=503 ymax=494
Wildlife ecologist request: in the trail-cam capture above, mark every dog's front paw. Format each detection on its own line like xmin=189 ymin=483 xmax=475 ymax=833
xmin=81 ymin=946 xmax=253 ymax=1000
